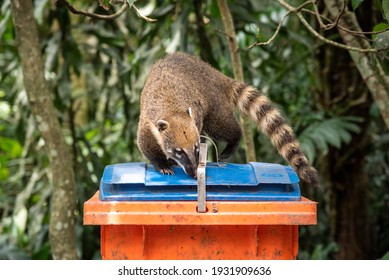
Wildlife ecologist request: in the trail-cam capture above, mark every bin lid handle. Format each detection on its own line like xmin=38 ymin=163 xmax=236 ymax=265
xmin=197 ymin=143 xmax=207 ymax=213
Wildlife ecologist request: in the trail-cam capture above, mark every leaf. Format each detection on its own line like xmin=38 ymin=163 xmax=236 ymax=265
xmin=299 ymin=116 xmax=362 ymax=162
xmin=383 ymin=0 xmax=389 ymax=21
xmin=320 ymin=122 xmax=342 ymax=148
xmin=351 ymin=0 xmax=365 ymax=11
xmin=374 ymin=29 xmax=389 ymax=50
xmin=372 ymin=23 xmax=389 ymax=45
xmin=0 ymin=137 xmax=23 ymax=158
xmin=338 ymin=117 xmax=362 ymax=134
xmin=372 ymin=23 xmax=389 ymax=40
xmin=301 ymin=139 xmax=317 ymax=163
xmin=0 ymin=157 xmax=10 ymax=180
xmin=0 ymin=8 xmax=10 ymax=39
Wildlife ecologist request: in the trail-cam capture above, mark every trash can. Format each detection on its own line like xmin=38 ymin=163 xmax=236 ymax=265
xmin=83 ymin=162 xmax=317 ymax=260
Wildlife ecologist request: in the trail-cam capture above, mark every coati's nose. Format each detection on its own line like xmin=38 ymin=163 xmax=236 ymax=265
xmin=185 ymin=166 xmax=197 ymax=179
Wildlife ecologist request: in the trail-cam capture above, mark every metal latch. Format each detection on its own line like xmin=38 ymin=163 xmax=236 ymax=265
xmin=197 ymin=143 xmax=207 ymax=213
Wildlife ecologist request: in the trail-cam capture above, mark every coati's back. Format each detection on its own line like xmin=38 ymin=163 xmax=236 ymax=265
xmin=139 ymin=52 xmax=234 ymax=112
xmin=137 ymin=52 xmax=319 ymax=187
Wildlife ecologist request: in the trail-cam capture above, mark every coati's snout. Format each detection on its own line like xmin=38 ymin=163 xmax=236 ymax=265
xmin=164 ymin=141 xmax=200 ymax=179
xmin=156 ymin=113 xmax=200 ymax=179
xmin=181 ymin=159 xmax=198 ymax=179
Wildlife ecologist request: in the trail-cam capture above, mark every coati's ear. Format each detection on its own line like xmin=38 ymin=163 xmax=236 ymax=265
xmin=187 ymin=107 xmax=193 ymax=118
xmin=156 ymin=120 xmax=169 ymax=132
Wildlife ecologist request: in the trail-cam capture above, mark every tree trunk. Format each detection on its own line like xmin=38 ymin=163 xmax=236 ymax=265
xmin=193 ymin=0 xmax=218 ymax=68
xmin=323 ymin=0 xmax=389 ymax=130
xmin=11 ymin=0 xmax=78 ymax=259
xmin=317 ymin=2 xmax=374 ymax=259
xmin=318 ymin=44 xmax=373 ymax=260
xmin=216 ymin=0 xmax=257 ymax=162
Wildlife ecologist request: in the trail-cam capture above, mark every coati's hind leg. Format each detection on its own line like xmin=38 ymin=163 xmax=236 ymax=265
xmin=203 ymin=112 xmax=242 ymax=160
xmin=219 ymin=124 xmax=242 ymax=160
xmin=137 ymin=123 xmax=175 ymax=175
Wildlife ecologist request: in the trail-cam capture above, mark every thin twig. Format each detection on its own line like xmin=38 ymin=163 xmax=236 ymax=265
xmin=311 ymin=0 xmax=345 ymax=30
xmin=57 ymin=0 xmax=157 ymax=22
xmin=322 ymin=0 xmax=346 ymax=30
xmin=97 ymin=0 xmax=110 ymax=11
xmin=302 ymin=8 xmax=389 ymax=37
xmin=57 ymin=0 xmax=129 ymax=20
xmin=248 ymin=10 xmax=291 ymax=49
xmin=311 ymin=0 xmax=326 ymax=28
xmin=215 ymin=28 xmax=235 ymax=40
xmin=248 ymin=0 xmax=315 ymax=49
xmin=215 ymin=28 xmax=240 ymax=53
xmin=250 ymin=0 xmax=389 ymax=53
xmin=133 ymin=4 xmax=157 ymax=22
xmin=281 ymin=0 xmax=388 ymax=53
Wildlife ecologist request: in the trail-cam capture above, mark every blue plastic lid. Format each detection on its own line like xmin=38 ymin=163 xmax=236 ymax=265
xmin=99 ymin=162 xmax=301 ymax=201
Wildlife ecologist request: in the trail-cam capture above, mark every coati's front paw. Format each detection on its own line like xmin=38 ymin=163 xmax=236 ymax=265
xmin=159 ymin=167 xmax=175 ymax=175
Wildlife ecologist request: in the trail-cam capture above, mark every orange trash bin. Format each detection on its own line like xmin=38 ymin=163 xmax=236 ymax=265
xmin=83 ymin=162 xmax=317 ymax=260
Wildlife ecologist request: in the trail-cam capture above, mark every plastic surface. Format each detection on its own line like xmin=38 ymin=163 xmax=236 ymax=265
xmin=84 ymin=192 xmax=316 ymax=225
xmin=100 ymin=224 xmax=299 ymax=260
xmin=99 ymin=162 xmax=301 ymax=201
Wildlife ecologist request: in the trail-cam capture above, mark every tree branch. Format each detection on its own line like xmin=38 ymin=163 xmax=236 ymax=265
xmin=132 ymin=4 xmax=157 ymax=22
xmin=216 ymin=0 xmax=257 ymax=162
xmin=56 ymin=0 xmax=157 ymax=22
xmin=279 ymin=0 xmax=387 ymax=53
xmin=57 ymin=0 xmax=129 ymax=20
xmin=250 ymin=0 xmax=389 ymax=54
xmin=301 ymin=8 xmax=389 ymax=39
xmin=323 ymin=0 xmax=389 ymax=130
xmin=248 ymin=9 xmax=291 ymax=49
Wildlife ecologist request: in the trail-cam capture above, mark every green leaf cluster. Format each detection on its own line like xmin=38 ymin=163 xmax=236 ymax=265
xmin=299 ymin=117 xmax=362 ymax=163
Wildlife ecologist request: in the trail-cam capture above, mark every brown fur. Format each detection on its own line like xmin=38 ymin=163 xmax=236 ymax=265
xmin=137 ymin=52 xmax=319 ymax=186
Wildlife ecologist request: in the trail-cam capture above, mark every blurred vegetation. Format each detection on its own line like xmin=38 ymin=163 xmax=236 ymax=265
xmin=1 ymin=0 xmax=388 ymax=259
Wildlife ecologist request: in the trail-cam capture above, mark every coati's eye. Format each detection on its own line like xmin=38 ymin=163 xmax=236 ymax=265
xmin=173 ymin=148 xmax=183 ymax=158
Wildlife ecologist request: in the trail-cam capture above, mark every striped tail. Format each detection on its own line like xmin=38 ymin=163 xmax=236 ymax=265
xmin=231 ymin=83 xmax=319 ymax=187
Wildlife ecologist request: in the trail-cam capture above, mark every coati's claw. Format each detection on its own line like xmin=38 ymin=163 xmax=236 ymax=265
xmin=160 ymin=168 xmax=175 ymax=175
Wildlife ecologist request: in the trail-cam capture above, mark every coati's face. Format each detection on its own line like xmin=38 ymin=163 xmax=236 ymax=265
xmin=155 ymin=109 xmax=200 ymax=179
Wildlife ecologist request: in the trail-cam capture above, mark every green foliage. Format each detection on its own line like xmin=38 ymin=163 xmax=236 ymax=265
xmin=373 ymin=23 xmax=389 ymax=53
xmin=299 ymin=242 xmax=339 ymax=260
xmin=0 ymin=136 xmax=22 ymax=180
xmin=299 ymin=116 xmax=362 ymax=163
xmin=383 ymin=0 xmax=389 ymax=21
xmin=372 ymin=23 xmax=389 ymax=39
xmin=380 ymin=251 xmax=389 ymax=259
xmin=352 ymin=0 xmax=365 ymax=11
xmin=373 ymin=0 xmax=389 ymax=54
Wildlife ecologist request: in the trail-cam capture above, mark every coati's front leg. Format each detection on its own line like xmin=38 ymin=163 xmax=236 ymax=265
xmin=137 ymin=121 xmax=175 ymax=175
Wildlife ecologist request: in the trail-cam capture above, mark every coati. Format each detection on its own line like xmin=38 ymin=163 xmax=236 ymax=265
xmin=137 ymin=52 xmax=319 ymax=187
